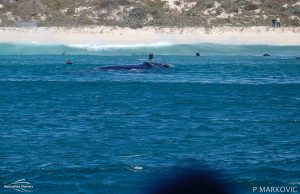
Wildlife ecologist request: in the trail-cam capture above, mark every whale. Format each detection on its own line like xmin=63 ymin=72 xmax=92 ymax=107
xmin=96 ymin=62 xmax=173 ymax=71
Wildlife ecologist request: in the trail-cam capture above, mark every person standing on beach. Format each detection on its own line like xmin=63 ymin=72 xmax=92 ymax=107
xmin=272 ymin=18 xmax=276 ymax=27
xmin=149 ymin=53 xmax=154 ymax=62
xmin=276 ymin=16 xmax=281 ymax=28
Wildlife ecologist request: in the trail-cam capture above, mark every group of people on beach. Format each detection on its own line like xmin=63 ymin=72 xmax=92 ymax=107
xmin=272 ymin=16 xmax=281 ymax=28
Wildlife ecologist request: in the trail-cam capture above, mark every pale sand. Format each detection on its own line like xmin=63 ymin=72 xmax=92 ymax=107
xmin=0 ymin=26 xmax=300 ymax=46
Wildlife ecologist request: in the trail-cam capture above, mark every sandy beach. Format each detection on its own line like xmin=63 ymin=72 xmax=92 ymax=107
xmin=0 ymin=26 xmax=300 ymax=46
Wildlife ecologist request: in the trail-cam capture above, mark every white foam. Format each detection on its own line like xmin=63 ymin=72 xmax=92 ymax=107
xmin=133 ymin=166 xmax=143 ymax=171
xmin=67 ymin=42 xmax=174 ymax=51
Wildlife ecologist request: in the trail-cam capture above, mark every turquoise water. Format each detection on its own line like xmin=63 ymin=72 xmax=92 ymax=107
xmin=0 ymin=44 xmax=300 ymax=193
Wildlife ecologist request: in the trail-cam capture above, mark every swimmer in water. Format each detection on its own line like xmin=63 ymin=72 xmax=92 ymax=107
xmin=66 ymin=60 xmax=72 ymax=65
xmin=149 ymin=53 xmax=154 ymax=62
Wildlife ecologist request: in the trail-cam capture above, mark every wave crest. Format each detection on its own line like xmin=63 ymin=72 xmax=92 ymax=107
xmin=0 ymin=42 xmax=300 ymax=55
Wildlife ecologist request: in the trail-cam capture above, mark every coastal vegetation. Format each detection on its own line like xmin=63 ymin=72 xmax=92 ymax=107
xmin=0 ymin=0 xmax=299 ymax=28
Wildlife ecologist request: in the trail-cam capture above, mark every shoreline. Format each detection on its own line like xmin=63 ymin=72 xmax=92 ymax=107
xmin=0 ymin=26 xmax=300 ymax=46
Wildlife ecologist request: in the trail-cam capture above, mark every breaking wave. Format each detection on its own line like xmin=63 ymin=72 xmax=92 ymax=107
xmin=0 ymin=42 xmax=300 ymax=56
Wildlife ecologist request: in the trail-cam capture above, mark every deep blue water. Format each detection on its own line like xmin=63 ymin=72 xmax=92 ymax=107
xmin=0 ymin=47 xmax=300 ymax=193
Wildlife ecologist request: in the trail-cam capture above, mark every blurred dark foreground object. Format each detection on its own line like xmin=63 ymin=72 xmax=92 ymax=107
xmin=147 ymin=169 xmax=232 ymax=194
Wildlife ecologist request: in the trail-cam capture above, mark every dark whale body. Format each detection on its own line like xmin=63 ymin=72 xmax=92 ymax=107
xmin=96 ymin=62 xmax=172 ymax=71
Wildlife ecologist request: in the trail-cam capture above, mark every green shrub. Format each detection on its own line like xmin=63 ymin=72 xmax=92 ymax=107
xmin=203 ymin=0 xmax=214 ymax=8
xmin=175 ymin=1 xmax=181 ymax=6
xmin=244 ymin=2 xmax=258 ymax=11
xmin=129 ymin=7 xmax=147 ymax=18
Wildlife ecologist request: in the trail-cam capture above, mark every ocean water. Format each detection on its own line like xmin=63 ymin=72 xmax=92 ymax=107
xmin=0 ymin=44 xmax=300 ymax=194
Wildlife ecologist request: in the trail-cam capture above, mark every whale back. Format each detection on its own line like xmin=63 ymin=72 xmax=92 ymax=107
xmin=142 ymin=62 xmax=155 ymax=68
xmin=97 ymin=62 xmax=172 ymax=71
